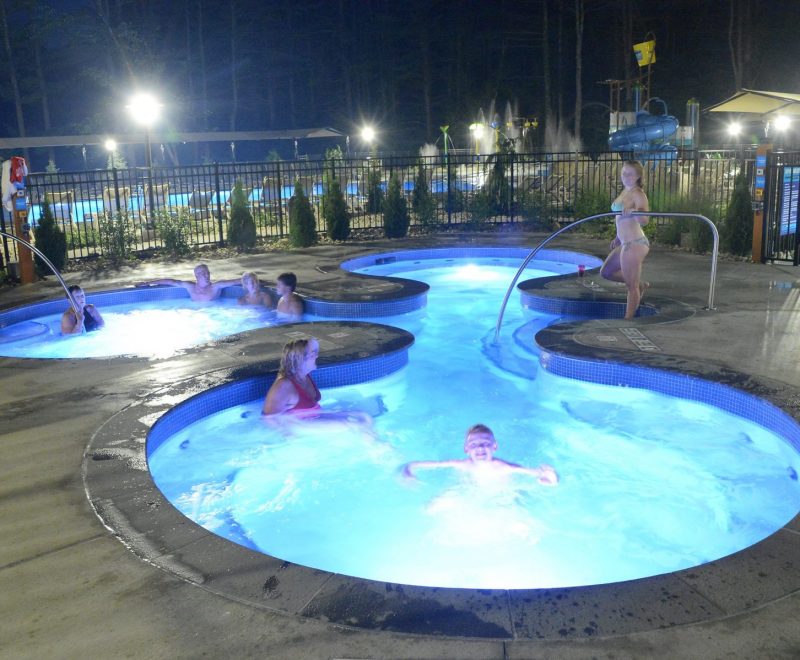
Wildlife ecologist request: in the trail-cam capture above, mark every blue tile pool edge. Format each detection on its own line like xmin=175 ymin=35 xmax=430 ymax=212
xmin=539 ymin=348 xmax=800 ymax=456
xmin=146 ymin=346 xmax=409 ymax=458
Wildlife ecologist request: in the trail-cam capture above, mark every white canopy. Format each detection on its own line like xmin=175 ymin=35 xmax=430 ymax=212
xmin=706 ymin=89 xmax=800 ymax=116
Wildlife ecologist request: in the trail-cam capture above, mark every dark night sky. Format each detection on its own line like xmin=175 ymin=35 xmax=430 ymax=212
xmin=1 ymin=0 xmax=799 ymax=169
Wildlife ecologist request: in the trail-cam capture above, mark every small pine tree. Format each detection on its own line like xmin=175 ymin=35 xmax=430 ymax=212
xmin=288 ymin=180 xmax=317 ymax=247
xmin=323 ymin=178 xmax=350 ymax=241
xmin=366 ymin=165 xmax=384 ymax=214
xmin=33 ymin=200 xmax=67 ymax=274
xmin=322 ymin=152 xmax=350 ymax=241
xmin=227 ymin=179 xmax=257 ymax=248
xmin=411 ymin=160 xmax=436 ymax=227
xmin=383 ymin=175 xmax=410 ymax=239
xmin=723 ymin=172 xmax=753 ymax=256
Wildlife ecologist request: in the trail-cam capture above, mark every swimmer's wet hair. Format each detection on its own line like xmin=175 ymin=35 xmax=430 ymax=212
xmin=465 ymin=423 xmax=494 ymax=440
xmin=277 ymin=272 xmax=297 ymax=291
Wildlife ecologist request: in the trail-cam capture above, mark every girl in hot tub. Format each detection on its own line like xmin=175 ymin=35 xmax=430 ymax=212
xmin=261 ymin=337 xmax=378 ymax=434
xmin=61 ymin=285 xmax=105 ymax=334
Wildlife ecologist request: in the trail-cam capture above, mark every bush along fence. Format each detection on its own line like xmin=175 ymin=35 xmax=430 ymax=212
xmin=0 ymin=149 xmax=748 ymax=265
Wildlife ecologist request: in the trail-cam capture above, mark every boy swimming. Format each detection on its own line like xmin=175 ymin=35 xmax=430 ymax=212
xmin=401 ymin=424 xmax=558 ymax=486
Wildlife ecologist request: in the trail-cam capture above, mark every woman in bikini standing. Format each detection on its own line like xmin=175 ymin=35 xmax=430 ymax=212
xmin=600 ymin=160 xmax=650 ymax=320
xmin=262 ymin=337 xmax=321 ymax=416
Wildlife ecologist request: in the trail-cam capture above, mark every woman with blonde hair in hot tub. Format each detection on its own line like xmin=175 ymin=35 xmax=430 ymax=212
xmin=261 ymin=337 xmax=379 ymax=438
xmin=262 ymin=337 xmax=322 ymax=416
xmin=600 ymin=160 xmax=651 ymax=320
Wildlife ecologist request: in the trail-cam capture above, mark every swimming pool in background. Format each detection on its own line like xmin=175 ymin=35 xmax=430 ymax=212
xmin=148 ymin=255 xmax=800 ymax=589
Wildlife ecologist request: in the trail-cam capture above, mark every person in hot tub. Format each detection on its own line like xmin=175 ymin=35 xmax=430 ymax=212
xmin=261 ymin=337 xmax=377 ymax=429
xmin=401 ymin=424 xmax=558 ymax=485
xmin=262 ymin=337 xmax=322 ymax=416
xmin=139 ymin=263 xmax=239 ymax=302
xmin=238 ymin=271 xmax=275 ymax=308
xmin=275 ymin=272 xmax=304 ymax=321
xmin=61 ymin=285 xmax=105 ymax=334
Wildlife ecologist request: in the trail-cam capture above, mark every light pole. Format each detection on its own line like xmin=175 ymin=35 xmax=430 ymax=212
xmin=126 ymin=92 xmax=162 ymax=224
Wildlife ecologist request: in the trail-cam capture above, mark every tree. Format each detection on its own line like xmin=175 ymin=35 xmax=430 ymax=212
xmin=574 ymin=0 xmax=584 ymax=140
xmin=411 ymin=160 xmax=436 ymax=227
xmin=366 ymin=164 xmax=384 ymax=214
xmin=723 ymin=172 xmax=752 ymax=256
xmin=322 ymin=153 xmax=350 ymax=241
xmin=288 ymin=181 xmax=317 ymax=247
xmin=728 ymin=0 xmax=754 ymax=91
xmin=33 ymin=200 xmax=67 ymax=274
xmin=383 ymin=175 xmax=410 ymax=239
xmin=227 ymin=179 xmax=257 ymax=248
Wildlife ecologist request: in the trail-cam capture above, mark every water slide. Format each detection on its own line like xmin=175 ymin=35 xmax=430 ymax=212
xmin=608 ymin=111 xmax=679 ymax=162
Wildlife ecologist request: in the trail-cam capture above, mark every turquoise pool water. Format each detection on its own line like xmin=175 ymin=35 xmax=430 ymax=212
xmin=148 ymin=257 xmax=800 ymax=589
xmin=0 ymin=298 xmax=280 ymax=359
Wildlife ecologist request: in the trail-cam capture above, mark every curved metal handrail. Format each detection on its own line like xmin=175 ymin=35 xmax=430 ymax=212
xmin=0 ymin=229 xmax=78 ymax=314
xmin=493 ymin=211 xmax=719 ymax=343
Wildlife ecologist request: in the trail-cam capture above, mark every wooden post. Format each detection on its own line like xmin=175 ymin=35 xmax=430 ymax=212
xmin=752 ymin=144 xmax=771 ymax=263
xmin=12 ymin=191 xmax=34 ymax=283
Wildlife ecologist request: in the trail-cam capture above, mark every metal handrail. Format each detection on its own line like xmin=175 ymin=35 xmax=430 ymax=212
xmin=493 ymin=211 xmax=719 ymax=343
xmin=0 ymin=230 xmax=79 ymax=315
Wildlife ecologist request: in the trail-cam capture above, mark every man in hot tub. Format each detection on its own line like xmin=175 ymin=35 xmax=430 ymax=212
xmin=140 ymin=263 xmax=240 ymax=302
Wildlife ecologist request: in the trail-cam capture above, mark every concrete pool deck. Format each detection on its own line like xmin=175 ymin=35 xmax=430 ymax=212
xmin=2 ymin=232 xmax=800 ymax=658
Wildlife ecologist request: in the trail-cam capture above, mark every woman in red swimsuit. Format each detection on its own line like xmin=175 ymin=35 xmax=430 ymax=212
xmin=262 ymin=337 xmax=321 ymax=416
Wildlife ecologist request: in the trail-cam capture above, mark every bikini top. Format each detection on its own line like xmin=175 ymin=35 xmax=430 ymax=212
xmin=611 ymin=200 xmax=624 ymax=212
xmin=290 ymin=375 xmax=321 ymax=411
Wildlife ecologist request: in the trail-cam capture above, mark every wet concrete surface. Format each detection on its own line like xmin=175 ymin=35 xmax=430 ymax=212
xmin=2 ymin=232 xmax=800 ymax=658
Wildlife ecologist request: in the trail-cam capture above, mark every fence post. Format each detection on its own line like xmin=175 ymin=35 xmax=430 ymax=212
xmin=446 ymin=154 xmax=452 ymax=225
xmin=509 ymin=153 xmax=515 ymax=223
xmin=112 ymin=168 xmax=121 ymax=213
xmin=276 ymin=161 xmax=285 ymax=237
xmin=214 ymin=162 xmax=224 ymax=245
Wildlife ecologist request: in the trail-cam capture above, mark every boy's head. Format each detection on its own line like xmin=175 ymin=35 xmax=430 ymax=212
xmin=276 ymin=272 xmax=297 ymax=295
xmin=464 ymin=424 xmax=497 ymax=462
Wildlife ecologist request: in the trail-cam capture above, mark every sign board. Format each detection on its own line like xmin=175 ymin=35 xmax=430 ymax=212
xmin=779 ymin=166 xmax=800 ymax=236
xmin=755 ymin=154 xmax=768 ymax=201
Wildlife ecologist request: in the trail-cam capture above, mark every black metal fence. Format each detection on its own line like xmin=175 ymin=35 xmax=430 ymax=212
xmin=0 ymin=150 xmax=745 ymax=264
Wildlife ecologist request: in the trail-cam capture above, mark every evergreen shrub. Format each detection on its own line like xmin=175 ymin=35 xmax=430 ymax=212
xmin=227 ymin=179 xmax=257 ymax=248
xmin=33 ymin=200 xmax=67 ymax=274
xmin=383 ymin=175 xmax=410 ymax=238
xmin=288 ymin=181 xmax=317 ymax=247
xmin=723 ymin=173 xmax=752 ymax=256
xmin=411 ymin=161 xmax=437 ymax=227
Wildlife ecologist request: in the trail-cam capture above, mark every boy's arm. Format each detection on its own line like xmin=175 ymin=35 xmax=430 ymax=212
xmin=513 ymin=463 xmax=559 ymax=486
xmin=401 ymin=459 xmax=462 ymax=479
xmin=61 ymin=310 xmax=82 ymax=334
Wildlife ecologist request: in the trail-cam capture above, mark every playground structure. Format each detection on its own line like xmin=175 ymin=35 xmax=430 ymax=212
xmin=603 ymin=36 xmax=694 ymax=163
